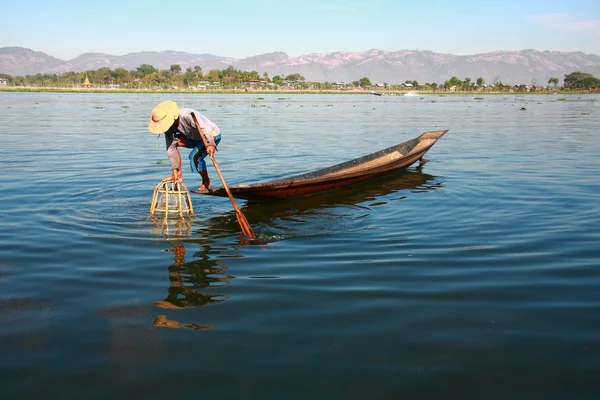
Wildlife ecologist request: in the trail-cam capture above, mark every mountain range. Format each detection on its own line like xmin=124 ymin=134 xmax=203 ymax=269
xmin=2 ymin=46 xmax=600 ymax=85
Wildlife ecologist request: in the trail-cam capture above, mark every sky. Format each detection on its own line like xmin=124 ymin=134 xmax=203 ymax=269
xmin=2 ymin=0 xmax=600 ymax=60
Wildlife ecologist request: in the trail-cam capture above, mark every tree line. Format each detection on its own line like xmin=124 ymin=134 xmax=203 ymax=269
xmin=0 ymin=64 xmax=598 ymax=91
xmin=0 ymin=64 xmax=307 ymax=89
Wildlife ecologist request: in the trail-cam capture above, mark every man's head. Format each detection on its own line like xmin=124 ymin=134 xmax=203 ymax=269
xmin=148 ymin=100 xmax=179 ymax=134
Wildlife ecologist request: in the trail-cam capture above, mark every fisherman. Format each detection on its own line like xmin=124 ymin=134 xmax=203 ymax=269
xmin=148 ymin=100 xmax=221 ymax=193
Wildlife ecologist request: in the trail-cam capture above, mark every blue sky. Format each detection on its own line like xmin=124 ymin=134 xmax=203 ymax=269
xmin=2 ymin=0 xmax=600 ymax=59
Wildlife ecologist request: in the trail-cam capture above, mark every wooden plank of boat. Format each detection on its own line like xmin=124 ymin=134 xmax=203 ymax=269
xmin=197 ymin=129 xmax=448 ymax=200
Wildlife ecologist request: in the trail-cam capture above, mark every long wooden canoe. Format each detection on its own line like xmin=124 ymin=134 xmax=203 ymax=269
xmin=198 ymin=129 xmax=448 ymax=200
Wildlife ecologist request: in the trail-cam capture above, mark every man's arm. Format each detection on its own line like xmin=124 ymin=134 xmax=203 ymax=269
xmin=163 ymin=134 xmax=183 ymax=182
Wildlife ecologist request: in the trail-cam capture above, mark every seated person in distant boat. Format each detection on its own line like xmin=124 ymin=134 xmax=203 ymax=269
xmin=148 ymin=100 xmax=221 ymax=193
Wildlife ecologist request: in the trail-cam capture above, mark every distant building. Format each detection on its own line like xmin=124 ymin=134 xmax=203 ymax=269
xmin=0 ymin=78 xmax=7 ymax=86
xmin=82 ymin=75 xmax=92 ymax=88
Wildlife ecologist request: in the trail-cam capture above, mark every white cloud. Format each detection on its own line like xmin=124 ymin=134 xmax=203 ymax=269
xmin=528 ymin=13 xmax=600 ymax=36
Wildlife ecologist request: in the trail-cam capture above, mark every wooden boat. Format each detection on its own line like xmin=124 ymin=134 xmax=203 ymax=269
xmin=199 ymin=129 xmax=448 ymax=200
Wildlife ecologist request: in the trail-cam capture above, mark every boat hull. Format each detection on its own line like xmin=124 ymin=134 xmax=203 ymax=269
xmin=198 ymin=130 xmax=448 ymax=200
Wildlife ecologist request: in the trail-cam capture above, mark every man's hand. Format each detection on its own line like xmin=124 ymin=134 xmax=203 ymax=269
xmin=206 ymin=144 xmax=216 ymax=158
xmin=162 ymin=168 xmax=182 ymax=183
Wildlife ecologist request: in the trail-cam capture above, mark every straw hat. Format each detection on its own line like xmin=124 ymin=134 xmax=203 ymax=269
xmin=148 ymin=100 xmax=179 ymax=134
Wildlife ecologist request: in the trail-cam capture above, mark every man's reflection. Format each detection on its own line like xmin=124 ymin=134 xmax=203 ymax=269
xmin=154 ymin=239 xmax=232 ymax=310
xmin=151 ymin=214 xmax=235 ymax=329
xmin=152 ymin=314 xmax=214 ymax=330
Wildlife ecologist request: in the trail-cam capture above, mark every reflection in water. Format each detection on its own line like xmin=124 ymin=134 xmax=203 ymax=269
xmin=203 ymin=169 xmax=442 ymax=240
xmin=151 ymin=217 xmax=234 ymax=329
xmin=152 ymin=314 xmax=214 ymax=330
xmin=149 ymin=170 xmax=441 ymax=328
xmin=151 ymin=216 xmax=192 ymax=237
xmin=153 ymin=239 xmax=232 ymax=310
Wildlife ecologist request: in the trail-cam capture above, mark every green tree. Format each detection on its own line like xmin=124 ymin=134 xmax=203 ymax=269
xmin=463 ymin=77 xmax=471 ymax=90
xmin=137 ymin=64 xmax=157 ymax=77
xmin=548 ymin=77 xmax=559 ymax=89
xmin=358 ymin=77 xmax=372 ymax=87
xmin=112 ymin=68 xmax=131 ymax=84
xmin=448 ymin=76 xmax=463 ymax=86
xmin=183 ymin=69 xmax=199 ymax=87
xmin=476 ymin=77 xmax=485 ymax=87
xmin=443 ymin=77 xmax=459 ymax=90
xmin=284 ymin=73 xmax=305 ymax=81
xmin=563 ymin=72 xmax=600 ymax=89
xmin=564 ymin=71 xmax=592 ymax=87
xmin=170 ymin=64 xmax=182 ymax=75
xmin=221 ymin=66 xmax=238 ymax=80
xmin=207 ymin=69 xmax=220 ymax=82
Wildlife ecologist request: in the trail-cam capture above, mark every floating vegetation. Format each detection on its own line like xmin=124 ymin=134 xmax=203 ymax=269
xmin=557 ymin=98 xmax=567 ymax=102
xmin=256 ymin=97 xmax=264 ymax=100
xmin=277 ymin=98 xmax=287 ymax=100
xmin=431 ymin=100 xmax=437 ymax=103
xmin=199 ymin=108 xmax=207 ymax=111
xmin=156 ymin=160 xmax=164 ymax=164
xmin=327 ymin=104 xmax=333 ymax=107
xmin=474 ymin=97 xmax=483 ymax=100
xmin=581 ymin=112 xmax=591 ymax=115
xmin=93 ymin=106 xmax=104 ymax=109
xmin=249 ymin=104 xmax=268 ymax=108
xmin=520 ymin=107 xmax=527 ymax=111
xmin=121 ymin=105 xmax=129 ymax=108
xmin=588 ymin=98 xmax=596 ymax=102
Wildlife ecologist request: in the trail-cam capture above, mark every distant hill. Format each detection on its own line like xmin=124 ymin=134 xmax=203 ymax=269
xmin=2 ymin=46 xmax=600 ymax=85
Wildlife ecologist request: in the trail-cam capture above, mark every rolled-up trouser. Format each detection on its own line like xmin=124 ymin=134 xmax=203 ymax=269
xmin=188 ymin=134 xmax=221 ymax=173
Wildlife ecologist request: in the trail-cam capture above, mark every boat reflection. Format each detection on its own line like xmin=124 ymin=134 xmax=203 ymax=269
xmin=202 ymin=169 xmax=442 ymax=239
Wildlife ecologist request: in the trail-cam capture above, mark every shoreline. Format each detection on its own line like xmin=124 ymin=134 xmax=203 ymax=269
xmin=0 ymin=87 xmax=597 ymax=95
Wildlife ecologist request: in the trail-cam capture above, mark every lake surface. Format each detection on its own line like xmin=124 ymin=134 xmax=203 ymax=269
xmin=1 ymin=92 xmax=599 ymax=399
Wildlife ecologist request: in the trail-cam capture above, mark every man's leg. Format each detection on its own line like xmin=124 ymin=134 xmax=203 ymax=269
xmin=198 ymin=169 xmax=210 ymax=191
xmin=192 ymin=147 xmax=210 ymax=190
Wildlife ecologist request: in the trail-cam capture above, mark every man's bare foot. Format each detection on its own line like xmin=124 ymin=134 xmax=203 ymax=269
xmin=193 ymin=183 xmax=211 ymax=194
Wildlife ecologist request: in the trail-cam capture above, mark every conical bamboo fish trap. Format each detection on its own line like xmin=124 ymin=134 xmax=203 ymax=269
xmin=150 ymin=181 xmax=194 ymax=217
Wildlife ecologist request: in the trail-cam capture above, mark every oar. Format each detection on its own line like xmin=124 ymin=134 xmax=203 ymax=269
xmin=190 ymin=112 xmax=256 ymax=239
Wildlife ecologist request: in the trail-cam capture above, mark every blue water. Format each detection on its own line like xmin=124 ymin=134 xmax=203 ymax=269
xmin=1 ymin=92 xmax=599 ymax=399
